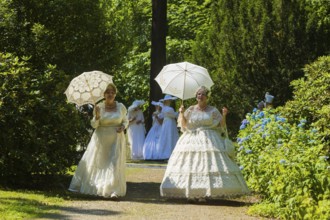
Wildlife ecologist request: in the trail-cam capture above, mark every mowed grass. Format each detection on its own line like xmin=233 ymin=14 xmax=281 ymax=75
xmin=0 ymin=189 xmax=65 ymax=219
xmin=0 ymin=164 xmax=164 ymax=220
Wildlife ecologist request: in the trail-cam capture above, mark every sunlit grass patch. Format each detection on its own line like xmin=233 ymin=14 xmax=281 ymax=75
xmin=0 ymin=189 xmax=65 ymax=220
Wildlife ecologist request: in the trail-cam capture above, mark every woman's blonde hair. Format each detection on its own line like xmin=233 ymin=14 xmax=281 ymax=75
xmin=195 ymin=86 xmax=210 ymax=97
xmin=104 ymin=83 xmax=117 ymax=94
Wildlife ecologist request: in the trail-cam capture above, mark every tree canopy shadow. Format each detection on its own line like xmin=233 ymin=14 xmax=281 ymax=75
xmin=122 ymin=181 xmax=255 ymax=207
xmin=39 ymin=206 xmax=122 ymax=219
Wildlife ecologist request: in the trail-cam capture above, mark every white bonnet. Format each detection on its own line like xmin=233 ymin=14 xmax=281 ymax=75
xmin=265 ymin=92 xmax=274 ymax=103
xmin=128 ymin=100 xmax=145 ymax=111
xmin=160 ymin=94 xmax=178 ymax=102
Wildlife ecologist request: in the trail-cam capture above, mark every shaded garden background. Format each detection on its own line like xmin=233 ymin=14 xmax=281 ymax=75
xmin=0 ymin=0 xmax=329 ymax=219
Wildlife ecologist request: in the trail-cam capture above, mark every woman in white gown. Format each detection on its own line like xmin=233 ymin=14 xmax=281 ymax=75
xmin=143 ymin=101 xmax=163 ymax=160
xmin=156 ymin=95 xmax=179 ymax=160
xmin=69 ymin=83 xmax=128 ymax=199
xmin=127 ymin=100 xmax=146 ymax=160
xmin=160 ymin=86 xmax=249 ymax=200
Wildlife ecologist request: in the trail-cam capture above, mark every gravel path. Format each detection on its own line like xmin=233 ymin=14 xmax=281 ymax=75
xmin=37 ymin=163 xmax=262 ymax=220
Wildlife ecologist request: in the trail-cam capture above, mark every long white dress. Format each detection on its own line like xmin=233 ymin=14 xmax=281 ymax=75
xmin=127 ymin=109 xmax=146 ymax=160
xmin=156 ymin=105 xmax=179 ymax=160
xmin=160 ymin=105 xmax=250 ymax=199
xmin=68 ymin=102 xmax=128 ymax=197
xmin=142 ymin=110 xmax=163 ymax=160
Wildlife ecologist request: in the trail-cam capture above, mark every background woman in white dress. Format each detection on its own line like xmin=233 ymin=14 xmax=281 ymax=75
xmin=156 ymin=95 xmax=179 ymax=160
xmin=69 ymin=83 xmax=128 ymax=200
xmin=160 ymin=86 xmax=249 ymax=201
xmin=143 ymin=101 xmax=163 ymax=160
xmin=127 ymin=100 xmax=146 ymax=160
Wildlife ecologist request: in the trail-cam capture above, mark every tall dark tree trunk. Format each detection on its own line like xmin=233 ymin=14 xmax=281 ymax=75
xmin=148 ymin=0 xmax=167 ymax=131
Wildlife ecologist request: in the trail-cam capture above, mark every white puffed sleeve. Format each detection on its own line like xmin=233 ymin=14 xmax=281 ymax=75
xmin=90 ymin=103 xmax=102 ymax=128
xmin=119 ymin=103 xmax=129 ymax=129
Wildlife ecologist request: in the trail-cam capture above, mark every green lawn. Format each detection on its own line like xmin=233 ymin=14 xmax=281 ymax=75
xmin=0 ymin=189 xmax=65 ymax=220
xmin=0 ymin=162 xmax=166 ymax=220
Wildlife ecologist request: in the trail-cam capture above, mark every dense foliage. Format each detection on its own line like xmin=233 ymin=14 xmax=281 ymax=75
xmin=115 ymin=0 xmax=151 ymax=105
xmin=0 ymin=3 xmax=329 ymax=211
xmin=0 ymin=0 xmax=132 ymax=74
xmin=0 ymin=0 xmax=151 ymax=185
xmin=0 ymin=53 xmax=89 ymax=186
xmin=167 ymin=0 xmax=210 ymax=63
xmin=192 ymin=0 xmax=330 ymax=135
xmin=279 ymin=56 xmax=330 ymax=141
xmin=236 ymin=56 xmax=330 ymax=219
xmin=0 ymin=0 xmax=151 ymax=106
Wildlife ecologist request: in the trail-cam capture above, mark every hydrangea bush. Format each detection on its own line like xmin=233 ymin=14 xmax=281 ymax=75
xmin=236 ymin=57 xmax=330 ymax=219
xmin=237 ymin=109 xmax=329 ymax=219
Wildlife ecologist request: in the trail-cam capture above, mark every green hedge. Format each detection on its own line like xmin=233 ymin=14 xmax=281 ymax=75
xmin=0 ymin=53 xmax=90 ymax=187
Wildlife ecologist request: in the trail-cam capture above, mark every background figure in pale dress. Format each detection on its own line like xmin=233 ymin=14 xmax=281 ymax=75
xmin=160 ymin=86 xmax=250 ymax=201
xmin=69 ymin=83 xmax=128 ymax=200
xmin=264 ymin=92 xmax=274 ymax=108
xmin=143 ymin=101 xmax=164 ymax=160
xmin=257 ymin=92 xmax=274 ymax=110
xmin=127 ymin=100 xmax=146 ymax=160
xmin=156 ymin=95 xmax=179 ymax=160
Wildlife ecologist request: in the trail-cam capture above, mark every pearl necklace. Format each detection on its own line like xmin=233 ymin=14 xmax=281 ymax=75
xmin=105 ymin=103 xmax=116 ymax=111
xmin=196 ymin=105 xmax=208 ymax=111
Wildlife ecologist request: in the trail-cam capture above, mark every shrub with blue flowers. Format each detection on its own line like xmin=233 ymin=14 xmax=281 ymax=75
xmin=236 ymin=56 xmax=330 ymax=219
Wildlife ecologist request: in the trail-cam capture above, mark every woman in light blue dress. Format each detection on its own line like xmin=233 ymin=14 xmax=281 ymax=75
xmin=143 ymin=101 xmax=163 ymax=160
xmin=156 ymin=95 xmax=179 ymax=160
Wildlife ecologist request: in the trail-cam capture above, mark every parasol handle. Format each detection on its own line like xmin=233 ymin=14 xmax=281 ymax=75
xmin=84 ymin=74 xmax=96 ymax=106
xmin=183 ymin=66 xmax=186 ymax=101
